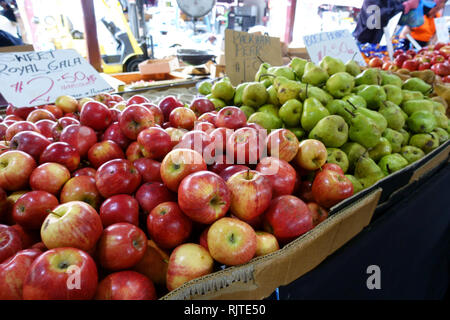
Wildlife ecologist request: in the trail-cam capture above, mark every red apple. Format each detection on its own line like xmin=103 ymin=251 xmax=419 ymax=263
xmin=133 ymin=240 xmax=169 ymax=287
xmin=12 ymin=191 xmax=59 ymax=230
xmin=256 ymin=156 xmax=297 ymax=197
xmin=10 ymin=224 xmax=40 ymax=249
xmin=80 ymin=101 xmax=112 ymax=132
xmin=87 ymin=140 xmax=125 ymax=169
xmin=199 ymin=226 xmax=210 ymax=250
xmin=99 ymin=194 xmax=139 ymax=228
xmin=166 ymin=243 xmax=213 ymax=291
xmin=194 ymin=121 xmax=215 ymax=134
xmin=119 ymin=105 xmax=155 ymax=140
xmin=207 ymin=217 xmax=257 ymax=266
xmin=0 ymin=224 xmax=22 ymax=263
xmin=26 ymin=109 xmax=56 ymax=123
xmin=169 ymin=107 xmax=197 ymax=130
xmin=0 ymin=150 xmax=36 ymax=191
xmin=102 ymin=122 xmax=131 ymax=150
xmin=0 ymin=187 xmax=7 ymax=221
xmin=22 ymin=247 xmax=98 ymax=300
xmin=60 ymin=175 xmax=102 ymax=210
xmin=126 ymin=141 xmax=145 ymax=162
xmin=72 ymin=167 xmax=96 ymax=178
xmin=141 ymin=103 xmax=164 ymax=126
xmin=55 ymin=95 xmax=79 ymax=113
xmin=226 ymin=127 xmax=263 ymax=165
xmin=133 ymin=158 xmax=162 ymax=182
xmin=126 ymin=94 xmax=150 ymax=106
xmin=137 ymin=127 xmax=172 ymax=160
xmin=197 ymin=111 xmax=217 ymax=125
xmin=210 ymin=127 xmax=234 ymax=152
xmin=5 ymin=121 xmax=40 ymax=141
xmin=9 ymin=131 xmax=51 ymax=160
xmin=135 ymin=181 xmax=174 ymax=215
xmin=0 ymin=248 xmax=42 ymax=299
xmin=226 ymin=170 xmax=272 ymax=222
xmin=219 ymin=164 xmax=250 ymax=182
xmin=160 ymin=149 xmax=207 ymax=192
xmin=158 ymin=96 xmax=184 ymax=122
xmin=431 ymin=55 xmax=445 ymax=65
xmin=402 ymin=59 xmax=420 ymax=71
xmin=147 ymin=201 xmax=193 ymax=249
xmin=35 ymin=119 xmax=56 ymax=139
xmin=97 ymin=222 xmax=147 ymax=271
xmin=29 ymin=162 xmax=71 ymax=195
xmin=263 ymin=195 xmax=313 ymax=244
xmin=255 ymin=231 xmax=279 ymax=257
xmin=368 ymin=57 xmax=383 ymax=68
xmin=40 ymin=201 xmax=103 ymax=251
xmin=178 ymin=170 xmax=231 ymax=224
xmin=311 ymin=169 xmax=354 ymax=208
xmin=40 ymin=142 xmax=80 ymax=172
xmin=321 ymin=163 xmax=344 ymax=174
xmin=294 ymin=139 xmax=327 ymax=170
xmin=95 ymin=270 xmax=156 ymax=300
xmin=60 ymin=124 xmax=97 ymax=158
xmin=189 ymin=98 xmax=215 ymax=116
xmin=0 ymin=123 xmax=7 ymax=140
xmin=42 ymin=105 xmax=63 ymax=119
xmin=10 ymin=106 xmax=38 ymax=120
xmin=431 ymin=62 xmax=450 ymax=76
xmin=208 ymin=154 xmax=233 ymax=174
xmin=51 ymin=116 xmax=80 ymax=141
xmin=215 ymin=106 xmax=247 ymax=129
xmin=95 ymin=159 xmax=141 ymax=198
xmin=165 ymin=127 xmax=188 ymax=148
xmin=307 ymin=202 xmax=329 ymax=227
xmin=173 ymin=130 xmax=215 ymax=162
xmin=266 ymin=128 xmax=299 ymax=162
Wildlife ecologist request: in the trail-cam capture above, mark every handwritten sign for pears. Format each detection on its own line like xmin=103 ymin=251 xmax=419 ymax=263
xmin=303 ymin=29 xmax=366 ymax=66
xmin=225 ymin=30 xmax=283 ymax=86
xmin=0 ymin=49 xmax=113 ymax=108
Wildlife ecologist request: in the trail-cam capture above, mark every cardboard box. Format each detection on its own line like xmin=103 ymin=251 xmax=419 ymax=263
xmin=138 ymin=58 xmax=179 ymax=76
xmin=287 ymin=47 xmax=310 ymax=60
xmin=160 ymin=188 xmax=382 ymax=300
xmin=0 ymin=44 xmax=34 ymax=53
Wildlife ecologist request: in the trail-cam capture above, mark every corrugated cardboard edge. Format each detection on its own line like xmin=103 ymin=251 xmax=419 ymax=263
xmin=409 ymin=142 xmax=450 ymax=183
xmin=160 ymin=188 xmax=382 ymax=300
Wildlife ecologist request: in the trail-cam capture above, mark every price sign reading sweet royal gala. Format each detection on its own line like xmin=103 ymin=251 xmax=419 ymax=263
xmin=0 ymin=49 xmax=113 ymax=108
xmin=303 ymin=29 xmax=366 ymax=66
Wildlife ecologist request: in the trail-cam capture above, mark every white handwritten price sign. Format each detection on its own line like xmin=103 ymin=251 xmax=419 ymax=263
xmin=0 ymin=49 xmax=113 ymax=108
xmin=435 ymin=17 xmax=449 ymax=44
xmin=303 ymin=29 xmax=366 ymax=66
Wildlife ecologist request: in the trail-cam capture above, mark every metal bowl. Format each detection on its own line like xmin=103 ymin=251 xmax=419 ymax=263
xmin=177 ymin=49 xmax=216 ymax=66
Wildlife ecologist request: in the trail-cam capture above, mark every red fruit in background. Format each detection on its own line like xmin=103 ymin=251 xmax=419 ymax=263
xmin=368 ymin=57 xmax=383 ymax=68
xmin=266 ymin=128 xmax=299 ymax=163
xmin=135 ymin=181 xmax=174 ymax=215
xmin=199 ymin=226 xmax=210 ymax=250
xmin=402 ymin=59 xmax=419 ymax=71
xmin=297 ymin=180 xmax=314 ymax=202
xmin=406 ymin=49 xmax=416 ymax=57
xmin=55 ymin=95 xmax=79 ymax=113
xmin=5 ymin=121 xmax=40 ymax=141
xmin=165 ymin=127 xmax=188 ymax=148
xmin=29 ymin=162 xmax=71 ymax=195
xmin=189 ymin=98 xmax=215 ymax=116
xmin=95 ymin=271 xmax=157 ymax=300
xmin=72 ymin=167 xmax=96 ymax=178
xmin=133 ymin=158 xmax=162 ymax=183
xmin=10 ymin=106 xmax=38 ymax=120
xmin=22 ymin=247 xmax=98 ymax=300
xmin=418 ymin=62 xmax=432 ymax=70
xmin=80 ymin=101 xmax=112 ymax=132
xmin=140 ymin=103 xmax=163 ymax=126
xmin=219 ymin=164 xmax=250 ymax=182
xmin=10 ymin=225 xmax=40 ymax=249
xmin=431 ymin=62 xmax=450 ymax=76
xmin=262 ymin=195 xmax=313 ymax=244
xmin=9 ymin=131 xmax=51 ymax=161
xmin=431 ymin=55 xmax=445 ymax=65
xmin=39 ymin=142 xmax=80 ymax=172
xmin=210 ymin=127 xmax=233 ymax=152
xmin=393 ymin=49 xmax=404 ymax=58
xmin=215 ymin=106 xmax=247 ymax=129
xmin=126 ymin=94 xmax=150 ymax=106
xmin=147 ymin=201 xmax=193 ymax=249
xmin=132 ymin=240 xmax=169 ymax=287
xmin=103 ymin=122 xmax=131 ymax=150
xmin=109 ymin=108 xmax=120 ymax=123
xmin=0 ymin=123 xmax=7 ymax=140
xmin=394 ymin=54 xmax=411 ymax=68
xmin=87 ymin=140 xmax=125 ymax=169
xmin=197 ymin=112 xmax=217 ymax=125
xmin=208 ymin=154 xmax=233 ymax=174
xmin=60 ymin=124 xmax=97 ymax=158
xmin=95 ymin=159 xmax=141 ymax=198
xmin=0 ymin=248 xmax=42 ymax=300
xmin=194 ymin=121 xmax=215 ymax=134
xmin=12 ymin=191 xmax=59 ymax=230
xmin=119 ymin=105 xmax=155 ymax=140
xmin=169 ymin=107 xmax=197 ymax=130
xmin=178 ymin=170 xmax=231 ymax=224
xmin=226 ymin=127 xmax=263 ymax=165
xmin=98 ymin=222 xmax=147 ymax=271
xmin=307 ymin=202 xmax=329 ymax=227
xmin=60 ymin=175 xmax=102 ymax=210
xmin=35 ymin=119 xmax=56 ymax=139
xmin=0 ymin=187 xmax=8 ymax=220
xmin=126 ymin=141 xmax=145 ymax=162
xmin=442 ymin=75 xmax=450 ymax=83
xmin=311 ymin=169 xmax=354 ymax=208
xmin=51 ymin=117 xmax=80 ymax=141
xmin=158 ymin=96 xmax=184 ymax=122
xmin=0 ymin=150 xmax=36 ymax=192
xmin=42 ymin=105 xmax=63 ymax=119
xmin=0 ymin=224 xmax=22 ymax=263
xmin=256 ymin=156 xmax=297 ymax=198
xmin=99 ymin=194 xmax=139 ymax=228
xmin=174 ymin=130 xmax=215 ymax=161
xmin=26 ymin=109 xmax=56 ymax=123
xmin=321 ymin=163 xmax=344 ymax=175
xmin=137 ymin=127 xmax=172 ymax=160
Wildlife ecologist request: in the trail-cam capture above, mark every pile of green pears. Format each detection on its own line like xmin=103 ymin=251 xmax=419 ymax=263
xmin=197 ymin=55 xmax=450 ymax=193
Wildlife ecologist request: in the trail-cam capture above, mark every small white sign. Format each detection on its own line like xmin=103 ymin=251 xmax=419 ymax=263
xmin=0 ymin=49 xmax=113 ymax=108
xmin=303 ymin=29 xmax=366 ymax=66
xmin=435 ymin=17 xmax=449 ymax=44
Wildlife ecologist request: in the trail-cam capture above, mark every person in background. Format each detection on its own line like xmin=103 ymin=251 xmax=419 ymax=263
xmin=0 ymin=29 xmax=23 ymax=47
xmin=0 ymin=0 xmax=17 ymax=23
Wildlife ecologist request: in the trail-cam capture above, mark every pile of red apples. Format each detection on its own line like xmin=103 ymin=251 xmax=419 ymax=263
xmin=0 ymin=92 xmax=354 ymax=300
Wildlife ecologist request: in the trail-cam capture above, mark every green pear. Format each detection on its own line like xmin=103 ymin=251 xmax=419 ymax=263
xmin=273 ymin=76 xmax=302 ymax=105
xmin=379 ymin=101 xmax=405 ymax=131
xmin=406 ymin=110 xmax=437 ymax=133
xmin=355 ymin=107 xmax=388 ymax=133
xmin=353 ymin=84 xmax=369 ymax=94
xmin=325 ymin=72 xmax=355 ymax=98
xmin=287 ymin=127 xmax=306 ymax=140
xmin=266 ymin=85 xmax=280 ymax=106
xmin=301 ymin=97 xmax=330 ymax=131
xmin=383 ymin=85 xmax=403 ymax=105
xmin=354 ymin=154 xmax=386 ymax=188
xmin=325 ymin=100 xmax=353 ymax=124
xmin=289 ymin=57 xmax=308 ymax=80
xmin=279 ymin=99 xmax=302 ymax=127
xmin=319 ymin=56 xmax=346 ymax=76
xmin=402 ymin=99 xmax=434 ymax=116
xmin=431 ymin=100 xmax=447 ymax=115
xmin=357 ymin=85 xmax=387 ymax=110
xmin=209 ymin=97 xmax=226 ymax=110
xmin=211 ymin=77 xmax=235 ymax=102
xmin=341 ymin=142 xmax=367 ymax=172
xmin=233 ymin=82 xmax=249 ymax=106
xmin=247 ymin=112 xmax=283 ymax=131
xmin=402 ymin=77 xmax=433 ymax=95
xmin=342 ymin=94 xmax=367 ymax=109
xmin=346 ymin=109 xmax=383 ymax=149
xmin=240 ymin=105 xmax=256 ymax=119
xmin=327 ymin=148 xmax=349 ymax=173
xmin=302 ymin=62 xmax=329 ymax=87
xmin=345 ymin=174 xmax=364 ymax=193
xmin=401 ymin=90 xmax=424 ymax=103
xmin=255 ymin=62 xmax=272 ymax=87
xmin=268 ymin=66 xmax=296 ymax=81
xmin=378 ymin=153 xmax=409 ymax=176
xmin=398 ymin=128 xmax=410 ymax=146
xmin=432 ymin=127 xmax=449 ymax=144
xmin=355 ymin=68 xmax=381 ymax=86
xmin=382 ymin=128 xmax=404 ymax=153
xmin=308 ymin=115 xmax=349 ymax=148
xmin=409 ymin=133 xmax=439 ymax=153
xmin=345 ymin=59 xmax=361 ymax=76
xmin=198 ymin=80 xmax=212 ymax=95
xmin=433 ymin=110 xmax=448 ymax=129
xmin=368 ymin=137 xmax=392 ymax=162
xmin=298 ymin=84 xmax=333 ymax=106
xmin=258 ymin=104 xmax=279 ymax=117
xmin=401 ymin=145 xmax=425 ymax=164
xmin=242 ymin=82 xmax=268 ymax=108
xmin=380 ymin=71 xmax=403 ymax=87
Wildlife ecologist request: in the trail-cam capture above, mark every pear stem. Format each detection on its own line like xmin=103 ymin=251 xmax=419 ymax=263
xmin=306 ymin=83 xmax=309 ymax=98
xmin=344 ymin=107 xmax=356 ymax=118
xmin=258 ymin=73 xmax=276 ymax=83
xmin=347 ymin=101 xmax=358 ymax=110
